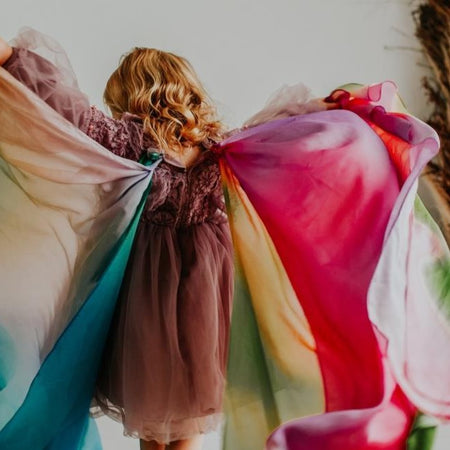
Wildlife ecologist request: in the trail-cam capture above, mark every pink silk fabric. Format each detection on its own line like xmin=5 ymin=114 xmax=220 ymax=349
xmin=216 ymin=82 xmax=445 ymax=449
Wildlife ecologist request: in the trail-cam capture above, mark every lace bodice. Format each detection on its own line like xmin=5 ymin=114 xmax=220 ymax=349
xmin=141 ymin=150 xmax=227 ymax=228
xmin=82 ymin=108 xmax=228 ymax=228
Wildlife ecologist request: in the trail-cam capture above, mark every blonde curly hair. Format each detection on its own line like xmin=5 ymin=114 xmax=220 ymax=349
xmin=104 ymin=47 xmax=224 ymax=153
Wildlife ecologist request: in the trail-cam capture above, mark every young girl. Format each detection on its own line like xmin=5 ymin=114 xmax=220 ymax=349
xmin=0 ymin=30 xmax=234 ymax=450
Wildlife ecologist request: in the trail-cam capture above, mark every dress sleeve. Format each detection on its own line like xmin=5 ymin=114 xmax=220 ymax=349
xmin=3 ymin=47 xmax=90 ymax=129
xmin=3 ymin=28 xmax=147 ymax=161
xmin=82 ymin=106 xmax=145 ymax=160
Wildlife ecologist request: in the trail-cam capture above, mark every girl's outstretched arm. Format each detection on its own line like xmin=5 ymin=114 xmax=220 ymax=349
xmin=1 ymin=40 xmax=91 ymax=128
xmin=1 ymin=29 xmax=147 ymax=160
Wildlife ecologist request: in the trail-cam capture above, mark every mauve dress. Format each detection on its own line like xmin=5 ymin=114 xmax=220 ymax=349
xmin=4 ymin=47 xmax=234 ymax=444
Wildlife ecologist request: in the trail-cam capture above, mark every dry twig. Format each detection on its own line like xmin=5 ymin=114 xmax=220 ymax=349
xmin=414 ymin=0 xmax=450 ymax=202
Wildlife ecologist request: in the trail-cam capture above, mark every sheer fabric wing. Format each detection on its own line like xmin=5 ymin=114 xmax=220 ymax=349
xmin=0 ymin=67 xmax=157 ymax=449
xmin=218 ymin=81 xmax=446 ymax=449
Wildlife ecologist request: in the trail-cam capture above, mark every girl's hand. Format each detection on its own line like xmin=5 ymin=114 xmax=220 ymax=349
xmin=0 ymin=37 xmax=13 ymax=65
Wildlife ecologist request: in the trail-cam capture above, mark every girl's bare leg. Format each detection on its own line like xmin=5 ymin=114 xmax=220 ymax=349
xmin=140 ymin=439 xmax=166 ymax=450
xmin=167 ymin=434 xmax=204 ymax=450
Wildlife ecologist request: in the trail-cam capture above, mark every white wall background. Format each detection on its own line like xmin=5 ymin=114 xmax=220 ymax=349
xmin=2 ymin=0 xmax=449 ymax=448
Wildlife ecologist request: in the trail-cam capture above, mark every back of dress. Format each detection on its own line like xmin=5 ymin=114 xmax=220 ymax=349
xmin=4 ymin=42 xmax=234 ymax=445
xmin=93 ymin=149 xmax=234 ymax=444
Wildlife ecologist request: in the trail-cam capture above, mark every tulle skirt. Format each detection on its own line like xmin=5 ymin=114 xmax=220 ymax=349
xmin=91 ymin=219 xmax=234 ymax=444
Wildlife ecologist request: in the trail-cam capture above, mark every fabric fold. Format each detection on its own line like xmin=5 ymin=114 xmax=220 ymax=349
xmin=0 ymin=67 xmax=159 ymax=448
xmin=217 ymin=82 xmax=445 ymax=449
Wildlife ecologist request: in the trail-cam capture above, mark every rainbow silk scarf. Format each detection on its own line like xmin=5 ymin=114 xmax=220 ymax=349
xmin=219 ymin=82 xmax=447 ymax=450
xmin=0 ymin=67 xmax=448 ymax=450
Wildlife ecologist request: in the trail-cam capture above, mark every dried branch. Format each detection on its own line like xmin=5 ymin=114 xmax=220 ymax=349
xmin=414 ymin=0 xmax=450 ymax=202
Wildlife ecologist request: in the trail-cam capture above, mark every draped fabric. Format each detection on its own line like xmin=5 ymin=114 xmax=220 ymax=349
xmin=218 ymin=82 xmax=447 ymax=450
xmin=0 ymin=67 xmax=161 ymax=449
xmin=0 ymin=58 xmax=448 ymax=450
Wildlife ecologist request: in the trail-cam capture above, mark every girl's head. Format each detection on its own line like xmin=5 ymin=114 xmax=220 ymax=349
xmin=104 ymin=48 xmax=223 ymax=152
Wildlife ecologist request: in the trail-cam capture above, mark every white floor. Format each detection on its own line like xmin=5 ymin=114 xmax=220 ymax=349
xmin=97 ymin=416 xmax=450 ymax=450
